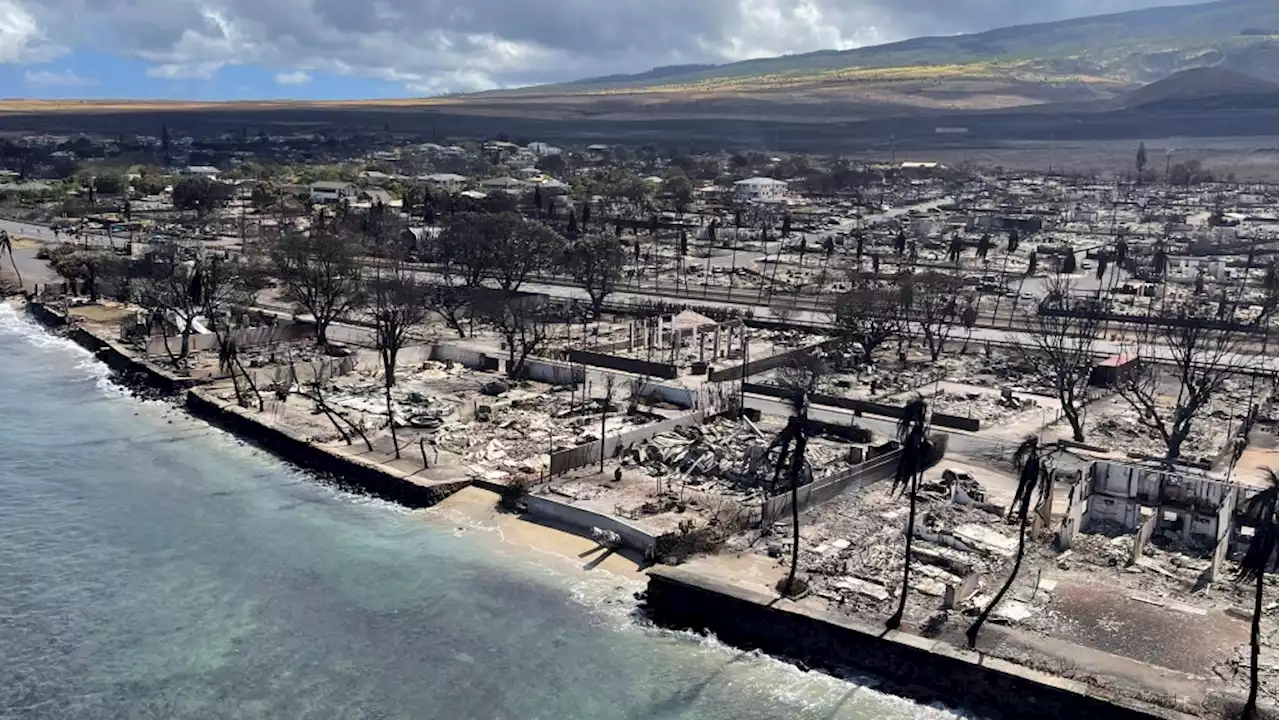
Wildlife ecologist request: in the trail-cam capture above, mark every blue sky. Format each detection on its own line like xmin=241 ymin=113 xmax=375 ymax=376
xmin=0 ymin=0 xmax=1201 ymax=101
xmin=7 ymin=51 xmax=414 ymax=100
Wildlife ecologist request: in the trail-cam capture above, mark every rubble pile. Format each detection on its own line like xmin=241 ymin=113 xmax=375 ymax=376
xmin=928 ymin=388 xmax=1042 ymax=425
xmin=1085 ymin=409 xmax=1225 ymax=462
xmin=623 ymin=417 xmax=873 ymax=495
xmin=756 ymin=472 xmax=1022 ymax=620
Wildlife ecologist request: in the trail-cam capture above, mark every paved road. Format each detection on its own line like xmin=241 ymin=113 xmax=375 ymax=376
xmin=0 ymin=219 xmax=115 ymax=248
xmin=10 ymin=211 xmax=1272 ymax=373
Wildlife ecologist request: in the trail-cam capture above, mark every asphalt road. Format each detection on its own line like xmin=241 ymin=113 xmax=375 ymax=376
xmin=8 ymin=211 xmax=1272 ymax=373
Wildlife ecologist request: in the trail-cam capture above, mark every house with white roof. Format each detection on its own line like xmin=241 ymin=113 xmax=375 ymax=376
xmin=733 ymin=177 xmax=787 ymax=202
xmin=310 ymin=181 xmax=358 ymax=204
xmin=423 ymin=173 xmax=469 ymax=192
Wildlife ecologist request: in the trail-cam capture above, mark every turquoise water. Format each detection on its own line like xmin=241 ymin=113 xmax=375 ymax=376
xmin=0 ymin=304 xmax=964 ymax=720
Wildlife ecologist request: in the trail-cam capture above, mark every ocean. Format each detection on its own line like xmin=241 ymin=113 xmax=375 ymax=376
xmin=0 ymin=303 xmax=964 ymax=720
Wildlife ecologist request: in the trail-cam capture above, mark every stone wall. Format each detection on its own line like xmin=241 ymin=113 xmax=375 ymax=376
xmin=645 ymin=567 xmax=1194 ymax=720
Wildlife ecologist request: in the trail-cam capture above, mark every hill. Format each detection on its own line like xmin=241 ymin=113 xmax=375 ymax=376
xmin=483 ymin=0 xmax=1276 ymax=106
xmin=1121 ymin=66 xmax=1279 ymax=109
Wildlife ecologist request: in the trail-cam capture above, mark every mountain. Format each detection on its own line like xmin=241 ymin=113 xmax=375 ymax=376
xmin=1120 ymin=66 xmax=1278 ymax=109
xmin=478 ymin=0 xmax=1276 ymax=111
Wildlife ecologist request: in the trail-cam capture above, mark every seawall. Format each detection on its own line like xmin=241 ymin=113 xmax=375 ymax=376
xmin=185 ymin=390 xmax=469 ymax=508
xmin=27 ymin=300 xmax=196 ymax=395
xmin=644 ymin=566 xmax=1197 ymax=720
xmin=23 ymin=299 xmax=468 ymax=509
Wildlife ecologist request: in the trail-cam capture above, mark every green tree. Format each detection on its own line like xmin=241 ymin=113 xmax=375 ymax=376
xmin=172 ymin=177 xmax=231 ymax=216
xmin=566 ymin=232 xmax=625 ymax=318
xmin=93 ymin=172 xmax=127 ymax=196
xmin=664 ymin=174 xmax=694 ymax=213
xmin=265 ymin=224 xmax=365 ymax=346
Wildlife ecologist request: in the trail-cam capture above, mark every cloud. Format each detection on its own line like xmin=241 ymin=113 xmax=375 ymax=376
xmin=274 ymin=69 xmax=311 ymax=85
xmin=0 ymin=0 xmax=64 ymax=63
xmin=145 ymin=61 xmax=225 ymax=79
xmin=1 ymin=0 xmax=1205 ymax=94
xmin=23 ymin=68 xmax=98 ymax=86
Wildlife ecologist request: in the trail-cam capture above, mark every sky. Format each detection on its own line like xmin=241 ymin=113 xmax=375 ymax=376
xmin=0 ymin=0 xmax=1204 ymax=100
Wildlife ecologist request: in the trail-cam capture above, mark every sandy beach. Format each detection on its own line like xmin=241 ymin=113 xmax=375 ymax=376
xmin=420 ymin=485 xmax=648 ymax=580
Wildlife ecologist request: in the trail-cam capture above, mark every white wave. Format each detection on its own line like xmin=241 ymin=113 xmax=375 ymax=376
xmin=0 ymin=302 xmax=135 ymax=399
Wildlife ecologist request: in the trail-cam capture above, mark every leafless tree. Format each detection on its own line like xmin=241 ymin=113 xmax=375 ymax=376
xmin=566 ymin=232 xmax=626 ymax=319
xmin=1017 ymin=277 xmax=1103 ymax=441
xmin=833 ymin=270 xmax=903 ymax=365
xmin=266 ymin=222 xmax=364 ymax=346
xmin=599 ymin=375 xmax=616 ymax=472
xmin=902 ymin=270 xmax=963 ymax=361
xmin=423 ymin=282 xmax=470 ymax=338
xmin=484 ymin=295 xmax=559 ymax=380
xmin=202 ymin=255 xmax=270 ymax=410
xmin=1116 ymin=299 xmax=1257 ymax=460
xmin=370 ymin=249 xmax=431 ymax=458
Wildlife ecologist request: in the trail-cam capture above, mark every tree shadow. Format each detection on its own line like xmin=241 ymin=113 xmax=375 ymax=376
xmin=819 ymin=685 xmax=862 ymax=720
xmin=637 ymin=650 xmax=750 ymax=718
xmin=583 ymin=547 xmax=617 ymax=571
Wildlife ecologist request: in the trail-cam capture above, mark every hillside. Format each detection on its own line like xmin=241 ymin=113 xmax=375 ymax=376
xmin=1121 ymin=66 xmax=1279 ymax=109
xmin=485 ymin=0 xmax=1276 ymax=103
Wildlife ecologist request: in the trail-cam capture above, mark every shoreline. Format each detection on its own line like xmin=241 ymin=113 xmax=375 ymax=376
xmin=7 ymin=296 xmax=1242 ymax=720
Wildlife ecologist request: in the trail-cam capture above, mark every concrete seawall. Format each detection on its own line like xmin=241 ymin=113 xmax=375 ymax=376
xmin=186 ymin=390 xmax=469 ymax=508
xmin=26 ymin=300 xmax=196 ymax=395
xmin=523 ymin=494 xmax=657 ymax=557
xmin=23 ymin=300 xmax=469 ymax=509
xmin=644 ymin=566 xmax=1197 ymax=720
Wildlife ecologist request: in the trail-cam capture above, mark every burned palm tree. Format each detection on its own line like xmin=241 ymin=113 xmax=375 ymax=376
xmin=886 ymin=396 xmax=932 ymax=631
xmin=768 ymin=359 xmax=824 ymax=598
xmin=966 ymin=436 xmax=1050 ymax=648
xmin=0 ymin=229 xmax=20 ymax=288
xmin=1236 ymin=468 xmax=1278 ymax=720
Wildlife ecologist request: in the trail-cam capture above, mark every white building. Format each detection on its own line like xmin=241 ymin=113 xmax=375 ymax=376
xmin=733 ymin=177 xmax=787 ymax=202
xmin=527 ymin=141 xmax=562 ymax=156
xmin=309 ymin=181 xmax=358 ymax=204
xmin=423 ymin=173 xmax=469 ymax=192
xmin=479 ymin=176 xmax=528 ymax=194
xmin=183 ymin=165 xmax=220 ymax=179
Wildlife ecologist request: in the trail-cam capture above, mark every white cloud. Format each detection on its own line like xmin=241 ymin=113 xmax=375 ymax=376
xmin=0 ymin=0 xmax=1204 ymax=93
xmin=145 ymin=61 xmax=225 ymax=79
xmin=0 ymin=0 xmax=64 ymax=63
xmin=23 ymin=68 xmax=98 ymax=86
xmin=274 ymin=69 xmax=311 ymax=85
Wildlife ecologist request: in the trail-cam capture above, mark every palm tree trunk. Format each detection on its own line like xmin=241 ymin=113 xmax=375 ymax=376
xmin=786 ymin=416 xmax=809 ymax=596
xmin=887 ymin=471 xmax=918 ymax=630
xmin=1243 ymin=566 xmax=1263 ymax=719
xmin=967 ymin=508 xmax=1029 ymax=648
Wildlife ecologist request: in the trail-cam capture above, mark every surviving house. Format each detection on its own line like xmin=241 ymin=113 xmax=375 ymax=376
xmin=733 ymin=177 xmax=788 ymax=203
xmin=310 ymin=181 xmax=358 ymax=204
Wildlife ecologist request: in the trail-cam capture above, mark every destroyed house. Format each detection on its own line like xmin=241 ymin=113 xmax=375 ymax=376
xmin=1085 ymin=461 xmax=1240 ymax=546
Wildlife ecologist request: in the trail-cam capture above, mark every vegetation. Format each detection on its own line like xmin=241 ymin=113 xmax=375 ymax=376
xmin=265 ymin=220 xmax=365 ymax=347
